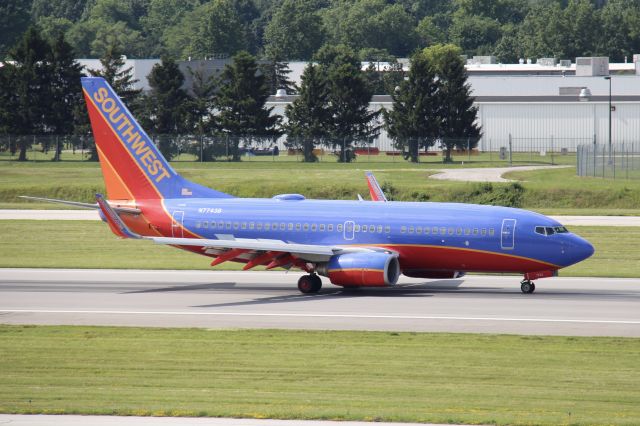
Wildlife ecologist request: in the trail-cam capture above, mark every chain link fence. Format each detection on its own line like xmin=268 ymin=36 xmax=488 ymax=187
xmin=0 ymin=133 xmax=577 ymax=165
xmin=577 ymin=143 xmax=640 ymax=179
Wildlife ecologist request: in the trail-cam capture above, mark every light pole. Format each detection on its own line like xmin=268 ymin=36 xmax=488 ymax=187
xmin=604 ymin=76 xmax=612 ymax=163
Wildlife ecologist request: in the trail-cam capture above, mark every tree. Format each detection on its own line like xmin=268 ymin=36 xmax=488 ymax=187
xmin=142 ymin=56 xmax=191 ymax=160
xmin=88 ymin=42 xmax=142 ymax=160
xmin=322 ymin=0 xmax=418 ymax=58
xmin=315 ymin=44 xmax=380 ymax=162
xmin=47 ymin=33 xmax=85 ymax=160
xmin=141 ymin=0 xmax=201 ymax=56
xmin=90 ymin=42 xmax=142 ymax=106
xmin=214 ymin=51 xmax=281 ymax=161
xmin=285 ymin=64 xmax=330 ymax=162
xmin=263 ymin=0 xmax=325 ymax=61
xmin=385 ymin=53 xmax=439 ymax=163
xmin=65 ymin=0 xmax=147 ymax=58
xmin=261 ymin=59 xmax=296 ymax=95
xmin=164 ymin=0 xmax=248 ymax=59
xmin=424 ymin=44 xmax=481 ymax=162
xmin=0 ymin=0 xmax=31 ymax=59
xmin=598 ymin=0 xmax=640 ymax=62
xmin=0 ymin=27 xmax=52 ymax=161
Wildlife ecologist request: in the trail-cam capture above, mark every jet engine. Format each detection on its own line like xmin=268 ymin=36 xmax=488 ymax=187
xmin=316 ymin=252 xmax=400 ymax=287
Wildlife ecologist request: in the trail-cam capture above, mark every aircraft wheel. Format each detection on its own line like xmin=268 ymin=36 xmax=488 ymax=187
xmin=298 ymin=275 xmax=320 ymax=294
xmin=310 ymin=274 xmax=322 ymax=292
xmin=520 ymin=280 xmax=535 ymax=294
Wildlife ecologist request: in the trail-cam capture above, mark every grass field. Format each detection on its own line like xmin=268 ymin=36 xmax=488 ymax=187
xmin=1 ymin=157 xmax=640 ymax=213
xmin=0 ymin=220 xmax=637 ymax=277
xmin=0 ymin=326 xmax=638 ymax=425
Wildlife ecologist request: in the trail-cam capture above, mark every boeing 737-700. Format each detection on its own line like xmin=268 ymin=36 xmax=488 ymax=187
xmin=26 ymin=77 xmax=595 ymax=294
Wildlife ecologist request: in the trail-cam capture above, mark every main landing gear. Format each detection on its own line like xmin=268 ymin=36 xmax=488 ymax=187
xmin=520 ymin=279 xmax=536 ymax=294
xmin=298 ymin=274 xmax=322 ymax=294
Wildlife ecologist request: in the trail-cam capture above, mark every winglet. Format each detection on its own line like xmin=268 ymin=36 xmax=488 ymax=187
xmin=96 ymin=194 xmax=142 ymax=239
xmin=365 ymin=171 xmax=387 ymax=202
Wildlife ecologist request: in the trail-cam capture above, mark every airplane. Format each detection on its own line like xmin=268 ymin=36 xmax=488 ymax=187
xmin=25 ymin=77 xmax=595 ymax=294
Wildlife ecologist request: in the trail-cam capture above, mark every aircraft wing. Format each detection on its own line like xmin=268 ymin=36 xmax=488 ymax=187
xmin=365 ymin=171 xmax=387 ymax=202
xmin=95 ymin=194 xmax=385 ymax=269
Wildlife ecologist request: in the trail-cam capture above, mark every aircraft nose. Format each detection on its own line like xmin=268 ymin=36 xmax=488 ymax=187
xmin=569 ymin=235 xmax=595 ymax=265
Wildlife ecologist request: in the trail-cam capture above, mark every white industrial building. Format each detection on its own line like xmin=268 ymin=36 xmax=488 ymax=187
xmin=79 ymin=56 xmax=640 ymax=152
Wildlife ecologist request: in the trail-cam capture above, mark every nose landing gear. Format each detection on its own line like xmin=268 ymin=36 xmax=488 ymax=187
xmin=520 ymin=279 xmax=535 ymax=294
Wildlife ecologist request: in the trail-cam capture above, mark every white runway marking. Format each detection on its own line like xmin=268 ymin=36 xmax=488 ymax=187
xmin=3 ymin=309 xmax=639 ymax=325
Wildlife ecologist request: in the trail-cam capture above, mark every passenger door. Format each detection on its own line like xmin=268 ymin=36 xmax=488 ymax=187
xmin=172 ymin=210 xmax=184 ymax=238
xmin=501 ymin=218 xmax=516 ymax=250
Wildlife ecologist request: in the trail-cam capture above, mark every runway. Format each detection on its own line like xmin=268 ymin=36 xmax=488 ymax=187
xmin=3 ymin=209 xmax=640 ymax=226
xmin=1 ymin=269 xmax=639 ymax=337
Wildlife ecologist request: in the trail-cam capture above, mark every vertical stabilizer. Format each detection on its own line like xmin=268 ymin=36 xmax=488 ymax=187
xmin=81 ymin=77 xmax=233 ymax=200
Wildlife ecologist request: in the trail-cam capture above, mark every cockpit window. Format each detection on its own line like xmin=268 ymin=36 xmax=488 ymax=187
xmin=535 ymin=225 xmax=569 ymax=236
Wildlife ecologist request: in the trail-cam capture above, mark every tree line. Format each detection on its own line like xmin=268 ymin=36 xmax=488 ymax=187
xmin=2 ymin=0 xmax=638 ymax=66
xmin=0 ymin=26 xmax=479 ymax=163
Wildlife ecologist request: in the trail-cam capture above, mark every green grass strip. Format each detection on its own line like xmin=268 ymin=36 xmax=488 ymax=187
xmin=0 ymin=326 xmax=638 ymax=425
xmin=0 ymin=220 xmax=638 ymax=277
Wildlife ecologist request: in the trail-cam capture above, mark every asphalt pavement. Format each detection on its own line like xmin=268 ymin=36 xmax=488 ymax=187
xmin=1 ymin=269 xmax=639 ymax=337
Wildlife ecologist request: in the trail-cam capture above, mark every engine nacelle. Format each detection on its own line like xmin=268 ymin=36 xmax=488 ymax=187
xmin=316 ymin=252 xmax=400 ymax=287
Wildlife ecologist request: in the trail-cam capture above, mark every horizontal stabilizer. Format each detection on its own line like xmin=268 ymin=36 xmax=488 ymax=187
xmin=20 ymin=195 xmax=140 ymax=214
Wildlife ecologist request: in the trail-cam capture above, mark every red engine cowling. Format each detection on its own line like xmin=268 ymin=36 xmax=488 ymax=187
xmin=316 ymin=252 xmax=400 ymax=287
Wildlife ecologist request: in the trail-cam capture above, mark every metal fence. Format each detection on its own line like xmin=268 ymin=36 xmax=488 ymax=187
xmin=0 ymin=133 xmax=576 ymax=165
xmin=577 ymin=143 xmax=640 ymax=179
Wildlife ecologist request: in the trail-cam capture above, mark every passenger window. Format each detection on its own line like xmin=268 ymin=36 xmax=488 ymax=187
xmin=320 ymin=224 xmax=325 ymax=231
xmin=355 ymin=225 xmax=361 ymax=232
xmin=456 ymin=227 xmax=462 ymax=235
xmin=409 ymin=226 xmax=414 ymax=234
xmin=369 ymin=225 xmax=375 ymax=233
xmin=384 ymin=226 xmax=390 ymax=233
xmin=328 ymin=224 xmax=334 ymax=232
xmin=241 ymin=223 xmax=246 ymax=230
xmin=218 ymin=221 xmax=224 ymax=229
xmin=233 ymin=222 xmax=239 ymax=230
xmin=377 ymin=225 xmax=383 ymax=233
xmin=489 ymin=228 xmax=495 ymax=236
xmin=401 ymin=226 xmax=407 ymax=233
xmin=433 ymin=226 xmax=438 ymax=234
xmin=440 ymin=227 xmax=446 ymax=235
xmin=448 ymin=228 xmax=454 ymax=235
xmin=203 ymin=221 xmax=208 ymax=229
xmin=464 ymin=228 xmax=470 ymax=235
xmin=211 ymin=221 xmax=216 ymax=229
xmin=257 ymin=223 xmax=263 ymax=230
xmin=288 ymin=223 xmax=293 ymax=230
xmin=226 ymin=222 xmax=231 ymax=230
xmin=362 ymin=225 xmax=367 ymax=233
xmin=296 ymin=223 xmax=301 ymax=231
xmin=416 ymin=227 xmax=422 ymax=234
xmin=481 ymin=228 xmax=487 ymax=236
xmin=424 ymin=227 xmax=430 ymax=235
xmin=303 ymin=224 xmax=309 ymax=231
xmin=249 ymin=222 xmax=255 ymax=229
xmin=473 ymin=228 xmax=479 ymax=235
xmin=311 ymin=224 xmax=317 ymax=232
xmin=338 ymin=224 xmax=343 ymax=232
xmin=196 ymin=221 xmax=201 ymax=229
